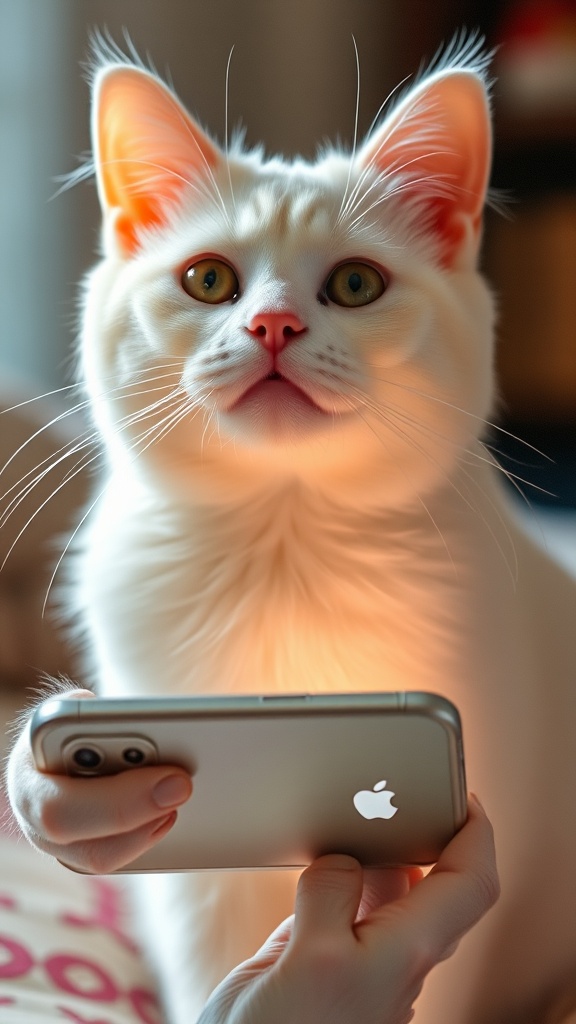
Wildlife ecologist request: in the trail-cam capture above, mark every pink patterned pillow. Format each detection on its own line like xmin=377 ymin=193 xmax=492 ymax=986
xmin=0 ymin=792 xmax=163 ymax=1024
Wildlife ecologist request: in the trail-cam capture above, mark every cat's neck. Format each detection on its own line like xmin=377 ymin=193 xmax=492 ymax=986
xmin=118 ymin=452 xmax=517 ymax=572
xmin=90 ymin=457 xmax=523 ymax=700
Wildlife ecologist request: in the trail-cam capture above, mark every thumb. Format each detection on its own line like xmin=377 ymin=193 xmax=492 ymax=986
xmin=292 ymin=854 xmax=363 ymax=942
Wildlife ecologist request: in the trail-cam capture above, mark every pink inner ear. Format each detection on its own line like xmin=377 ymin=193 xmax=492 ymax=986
xmin=94 ymin=66 xmax=219 ymax=254
xmin=360 ymin=72 xmax=492 ymax=266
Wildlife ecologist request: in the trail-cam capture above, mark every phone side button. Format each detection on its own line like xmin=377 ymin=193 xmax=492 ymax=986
xmin=259 ymin=694 xmax=310 ymax=701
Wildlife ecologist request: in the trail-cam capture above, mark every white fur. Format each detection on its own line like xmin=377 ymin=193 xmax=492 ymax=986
xmin=28 ymin=41 xmax=576 ymax=1022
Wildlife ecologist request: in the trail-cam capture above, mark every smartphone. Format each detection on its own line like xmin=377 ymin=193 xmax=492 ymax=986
xmin=30 ymin=691 xmax=466 ymax=872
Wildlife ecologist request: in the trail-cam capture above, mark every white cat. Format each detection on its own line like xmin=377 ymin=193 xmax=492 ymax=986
xmin=7 ymin=34 xmax=576 ymax=1023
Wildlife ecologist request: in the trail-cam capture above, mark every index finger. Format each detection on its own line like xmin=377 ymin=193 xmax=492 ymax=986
xmin=9 ymin=718 xmax=192 ymax=842
xmin=24 ymin=763 xmax=193 ymax=842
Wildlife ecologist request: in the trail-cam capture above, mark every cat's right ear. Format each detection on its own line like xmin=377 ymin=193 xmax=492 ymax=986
xmin=92 ymin=65 xmax=220 ymax=257
xmin=356 ymin=67 xmax=491 ymax=270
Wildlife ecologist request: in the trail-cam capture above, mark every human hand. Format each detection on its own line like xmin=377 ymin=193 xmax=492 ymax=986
xmin=5 ymin=689 xmax=192 ymax=873
xmin=198 ymin=796 xmax=498 ymax=1024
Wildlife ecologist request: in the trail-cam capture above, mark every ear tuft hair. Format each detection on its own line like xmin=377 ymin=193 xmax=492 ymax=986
xmin=85 ymin=27 xmax=163 ymax=89
xmin=367 ymin=29 xmax=494 ymax=140
xmin=352 ymin=31 xmax=494 ymax=270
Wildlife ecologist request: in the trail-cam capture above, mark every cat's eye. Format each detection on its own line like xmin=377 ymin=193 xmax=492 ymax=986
xmin=182 ymin=259 xmax=239 ymax=304
xmin=324 ymin=262 xmax=387 ymax=308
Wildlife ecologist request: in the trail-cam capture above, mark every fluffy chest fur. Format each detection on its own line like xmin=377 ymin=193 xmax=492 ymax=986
xmin=81 ymin=474 xmax=478 ymax=698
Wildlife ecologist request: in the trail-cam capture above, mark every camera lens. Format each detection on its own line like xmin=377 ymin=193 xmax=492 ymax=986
xmin=73 ymin=747 xmax=102 ymax=770
xmin=123 ymin=747 xmax=145 ymax=765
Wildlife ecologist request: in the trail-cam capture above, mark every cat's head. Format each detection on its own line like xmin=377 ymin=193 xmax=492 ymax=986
xmin=82 ymin=37 xmax=495 ymax=507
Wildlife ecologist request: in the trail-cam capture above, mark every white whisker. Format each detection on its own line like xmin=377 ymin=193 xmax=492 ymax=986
xmin=123 ymin=393 xmax=189 ymax=452
xmin=336 ymin=97 xmax=447 ymax=228
xmin=337 ymin=34 xmax=361 ymax=224
xmin=42 ymin=486 xmax=105 ymax=618
xmin=317 ymin=368 xmax=519 ymax=583
xmin=1 ymin=445 xmax=98 ymax=577
xmin=0 ymin=401 xmax=92 ymax=480
xmin=0 ymin=381 xmax=84 ymax=415
xmin=200 ymin=392 xmax=219 ymax=457
xmin=99 ymin=155 xmax=225 ymax=223
xmin=0 ymin=368 xmax=182 ymax=522
xmin=341 ymin=144 xmax=458 ymax=232
xmin=0 ymin=434 xmax=98 ymax=529
xmin=365 ymin=74 xmax=413 ymax=141
xmin=364 ymin=391 xmax=550 ymax=512
xmin=171 ymin=109 xmax=233 ymax=229
xmin=376 ymin=404 xmax=518 ymax=583
xmin=41 ymin=384 xmax=193 ymax=611
xmin=224 ymin=45 xmax=236 ymax=214
xmin=0 ymin=367 xmax=187 ymax=567
xmin=371 ymin=374 xmax=554 ymax=463
xmin=457 ymin=454 xmax=519 ymax=584
xmin=341 ymin=390 xmax=458 ymax=575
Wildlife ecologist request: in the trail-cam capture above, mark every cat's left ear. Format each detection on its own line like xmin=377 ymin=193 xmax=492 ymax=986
xmin=358 ymin=69 xmax=491 ymax=268
xmin=92 ymin=65 xmax=221 ymax=257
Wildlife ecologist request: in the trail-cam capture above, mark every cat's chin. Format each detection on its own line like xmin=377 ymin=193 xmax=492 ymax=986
xmin=220 ymin=378 xmax=336 ymax=445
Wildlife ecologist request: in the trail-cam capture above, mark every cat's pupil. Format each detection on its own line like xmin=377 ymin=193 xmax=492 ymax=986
xmin=348 ymin=273 xmax=362 ymax=293
xmin=204 ymin=269 xmax=217 ymax=290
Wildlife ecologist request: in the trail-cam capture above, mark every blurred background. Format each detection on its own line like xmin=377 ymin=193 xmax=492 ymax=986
xmin=0 ymin=0 xmax=574 ymax=697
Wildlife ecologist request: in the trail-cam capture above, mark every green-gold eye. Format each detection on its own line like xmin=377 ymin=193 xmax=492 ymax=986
xmin=182 ymin=259 xmax=239 ymax=304
xmin=324 ymin=261 xmax=387 ymax=308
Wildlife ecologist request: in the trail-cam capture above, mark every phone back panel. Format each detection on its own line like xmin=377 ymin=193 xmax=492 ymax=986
xmin=31 ymin=692 xmax=466 ymax=870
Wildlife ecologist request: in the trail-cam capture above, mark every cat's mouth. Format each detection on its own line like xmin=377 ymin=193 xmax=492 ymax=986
xmin=235 ymin=371 xmax=323 ymax=411
xmin=223 ymin=368 xmax=331 ymax=441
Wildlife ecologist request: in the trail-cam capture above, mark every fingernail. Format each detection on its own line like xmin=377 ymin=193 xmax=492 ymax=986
xmin=313 ymin=854 xmax=359 ymax=871
xmin=153 ymin=774 xmax=191 ymax=808
xmin=470 ymin=792 xmax=486 ymax=812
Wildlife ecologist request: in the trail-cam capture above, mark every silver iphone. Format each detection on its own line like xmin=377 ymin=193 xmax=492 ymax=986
xmin=30 ymin=691 xmax=466 ymax=871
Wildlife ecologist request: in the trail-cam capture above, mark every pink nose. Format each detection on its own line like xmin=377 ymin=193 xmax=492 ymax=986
xmin=246 ymin=312 xmax=306 ymax=354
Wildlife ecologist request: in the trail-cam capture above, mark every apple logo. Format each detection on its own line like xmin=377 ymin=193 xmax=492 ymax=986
xmin=353 ymin=780 xmax=399 ymax=820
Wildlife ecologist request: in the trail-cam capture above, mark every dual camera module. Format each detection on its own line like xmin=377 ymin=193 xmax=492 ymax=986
xmin=72 ymin=745 xmax=147 ymax=771
xmin=65 ymin=734 xmax=159 ymax=775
